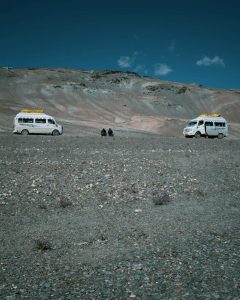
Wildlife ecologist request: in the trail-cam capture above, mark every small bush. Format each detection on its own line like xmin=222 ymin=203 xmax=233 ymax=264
xmin=195 ymin=189 xmax=206 ymax=197
xmin=38 ymin=203 xmax=47 ymax=210
xmin=59 ymin=198 xmax=73 ymax=208
xmin=153 ymin=192 xmax=171 ymax=205
xmin=34 ymin=239 xmax=52 ymax=251
xmin=177 ymin=86 xmax=187 ymax=94
xmin=91 ymin=73 xmax=101 ymax=80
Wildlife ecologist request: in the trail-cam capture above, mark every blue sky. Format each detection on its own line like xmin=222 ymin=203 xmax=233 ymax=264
xmin=0 ymin=0 xmax=240 ymax=88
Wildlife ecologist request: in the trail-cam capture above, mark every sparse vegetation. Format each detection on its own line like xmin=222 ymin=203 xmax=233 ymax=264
xmin=38 ymin=203 xmax=47 ymax=210
xmin=59 ymin=197 xmax=73 ymax=208
xmin=34 ymin=239 xmax=52 ymax=251
xmin=152 ymin=192 xmax=171 ymax=205
xmin=91 ymin=73 xmax=102 ymax=80
xmin=102 ymin=70 xmax=125 ymax=75
xmin=177 ymin=86 xmax=188 ymax=94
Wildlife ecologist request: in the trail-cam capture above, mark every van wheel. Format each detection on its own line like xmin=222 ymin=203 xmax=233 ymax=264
xmin=21 ymin=129 xmax=29 ymax=136
xmin=194 ymin=131 xmax=201 ymax=138
xmin=218 ymin=133 xmax=224 ymax=139
xmin=52 ymin=130 xmax=60 ymax=136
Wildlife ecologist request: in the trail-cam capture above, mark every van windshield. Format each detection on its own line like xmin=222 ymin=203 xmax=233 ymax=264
xmin=48 ymin=119 xmax=56 ymax=125
xmin=187 ymin=121 xmax=197 ymax=127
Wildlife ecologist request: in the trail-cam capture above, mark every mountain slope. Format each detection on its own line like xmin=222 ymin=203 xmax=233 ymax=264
xmin=0 ymin=68 xmax=239 ymax=137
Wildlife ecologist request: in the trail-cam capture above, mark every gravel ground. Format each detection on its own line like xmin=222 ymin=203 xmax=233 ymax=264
xmin=0 ymin=133 xmax=240 ymax=299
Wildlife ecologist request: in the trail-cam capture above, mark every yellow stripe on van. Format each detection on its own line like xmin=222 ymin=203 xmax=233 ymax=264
xmin=20 ymin=109 xmax=44 ymax=113
xmin=199 ymin=114 xmax=221 ymax=117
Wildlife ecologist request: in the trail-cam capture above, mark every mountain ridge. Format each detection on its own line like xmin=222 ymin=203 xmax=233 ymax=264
xmin=0 ymin=67 xmax=239 ymax=137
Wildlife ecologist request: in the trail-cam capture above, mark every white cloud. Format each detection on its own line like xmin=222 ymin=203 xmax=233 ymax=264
xmin=154 ymin=63 xmax=172 ymax=76
xmin=118 ymin=56 xmax=131 ymax=68
xmin=196 ymin=56 xmax=225 ymax=67
xmin=117 ymin=51 xmax=139 ymax=68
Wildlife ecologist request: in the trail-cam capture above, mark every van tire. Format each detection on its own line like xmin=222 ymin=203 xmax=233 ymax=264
xmin=21 ymin=129 xmax=29 ymax=136
xmin=52 ymin=130 xmax=60 ymax=136
xmin=218 ymin=133 xmax=224 ymax=139
xmin=195 ymin=131 xmax=201 ymax=138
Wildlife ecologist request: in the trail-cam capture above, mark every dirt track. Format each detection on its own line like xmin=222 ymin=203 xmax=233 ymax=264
xmin=0 ymin=133 xmax=240 ymax=299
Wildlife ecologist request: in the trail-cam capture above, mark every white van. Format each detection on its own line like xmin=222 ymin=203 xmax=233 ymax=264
xmin=13 ymin=110 xmax=63 ymax=136
xmin=183 ymin=114 xmax=228 ymax=138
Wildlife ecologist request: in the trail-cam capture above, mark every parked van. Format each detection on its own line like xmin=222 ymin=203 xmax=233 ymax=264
xmin=183 ymin=114 xmax=228 ymax=138
xmin=13 ymin=109 xmax=63 ymax=135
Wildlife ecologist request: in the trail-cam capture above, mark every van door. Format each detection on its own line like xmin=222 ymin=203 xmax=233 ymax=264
xmin=22 ymin=118 xmax=34 ymax=133
xmin=205 ymin=121 xmax=215 ymax=136
xmin=35 ymin=118 xmax=48 ymax=134
xmin=197 ymin=120 xmax=205 ymax=135
xmin=215 ymin=122 xmax=227 ymax=136
xmin=47 ymin=119 xmax=57 ymax=134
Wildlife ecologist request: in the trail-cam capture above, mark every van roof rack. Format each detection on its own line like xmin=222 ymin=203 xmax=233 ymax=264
xmin=20 ymin=109 xmax=44 ymax=113
xmin=199 ymin=114 xmax=221 ymax=117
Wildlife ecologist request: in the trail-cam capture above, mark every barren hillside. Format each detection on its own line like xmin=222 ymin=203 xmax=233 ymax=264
xmin=0 ymin=68 xmax=239 ymax=137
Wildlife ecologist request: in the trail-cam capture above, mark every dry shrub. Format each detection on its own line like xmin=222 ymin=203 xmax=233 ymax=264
xmin=59 ymin=198 xmax=73 ymax=208
xmin=34 ymin=239 xmax=52 ymax=251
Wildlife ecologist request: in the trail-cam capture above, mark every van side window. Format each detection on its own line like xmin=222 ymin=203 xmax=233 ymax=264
xmin=48 ymin=119 xmax=55 ymax=124
xmin=23 ymin=118 xmax=33 ymax=123
xmin=198 ymin=120 xmax=204 ymax=126
xmin=205 ymin=121 xmax=213 ymax=126
xmin=36 ymin=119 xmax=46 ymax=123
xmin=215 ymin=122 xmax=226 ymax=127
xmin=18 ymin=118 xmax=23 ymax=123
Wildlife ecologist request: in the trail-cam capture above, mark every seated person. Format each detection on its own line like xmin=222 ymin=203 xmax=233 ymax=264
xmin=108 ymin=128 xmax=114 ymax=136
xmin=101 ymin=128 xmax=107 ymax=136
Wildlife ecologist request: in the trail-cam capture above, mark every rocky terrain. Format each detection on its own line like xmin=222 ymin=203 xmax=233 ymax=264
xmin=0 ymin=67 xmax=240 ymax=137
xmin=0 ymin=68 xmax=240 ymax=299
xmin=0 ymin=133 xmax=240 ymax=299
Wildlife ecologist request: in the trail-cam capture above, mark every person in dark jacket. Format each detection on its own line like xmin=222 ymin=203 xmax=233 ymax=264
xmin=108 ymin=128 xmax=114 ymax=136
xmin=101 ymin=128 xmax=107 ymax=136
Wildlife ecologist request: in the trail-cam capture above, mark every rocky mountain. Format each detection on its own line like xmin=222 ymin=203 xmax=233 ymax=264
xmin=0 ymin=67 xmax=239 ymax=137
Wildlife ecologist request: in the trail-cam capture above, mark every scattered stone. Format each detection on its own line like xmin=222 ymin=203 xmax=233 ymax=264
xmin=132 ymin=263 xmax=143 ymax=271
xmin=129 ymin=292 xmax=137 ymax=298
xmin=131 ymin=183 xmax=139 ymax=193
xmin=76 ymin=241 xmax=89 ymax=247
xmin=1 ymin=135 xmax=239 ymax=300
